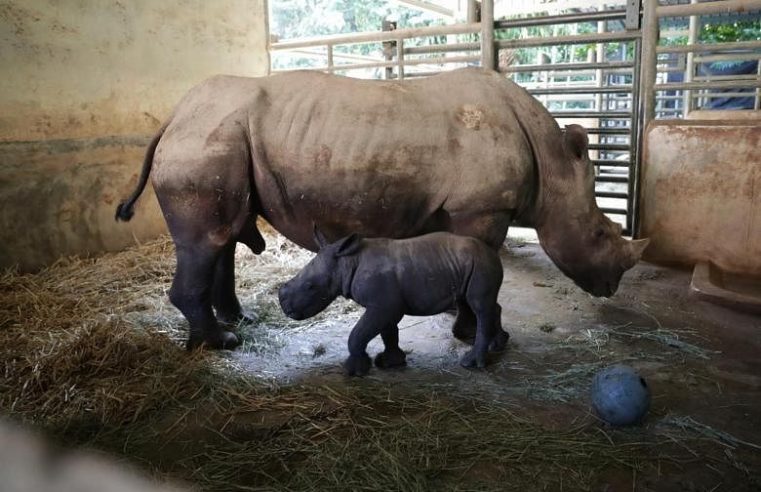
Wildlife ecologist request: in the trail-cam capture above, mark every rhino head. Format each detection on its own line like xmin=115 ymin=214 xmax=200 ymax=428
xmin=278 ymin=228 xmax=362 ymax=320
xmin=534 ymin=124 xmax=649 ymax=297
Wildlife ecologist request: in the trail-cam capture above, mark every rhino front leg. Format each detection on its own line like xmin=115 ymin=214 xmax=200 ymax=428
xmin=374 ymin=323 xmax=407 ymax=369
xmin=345 ymin=309 xmax=402 ymax=376
xmin=171 ymin=245 xmax=240 ymax=351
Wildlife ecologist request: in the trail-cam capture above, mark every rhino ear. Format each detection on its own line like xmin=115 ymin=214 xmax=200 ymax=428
xmin=624 ymin=238 xmax=650 ymax=269
xmin=334 ymin=233 xmax=362 ymax=257
xmin=313 ymin=224 xmax=329 ymax=250
xmin=564 ymin=124 xmax=588 ymax=160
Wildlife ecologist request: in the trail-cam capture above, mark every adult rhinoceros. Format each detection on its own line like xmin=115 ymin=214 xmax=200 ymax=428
xmin=116 ymin=67 xmax=648 ymax=350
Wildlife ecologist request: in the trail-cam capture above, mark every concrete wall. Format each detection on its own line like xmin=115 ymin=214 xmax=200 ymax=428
xmin=0 ymin=0 xmax=270 ymax=271
xmin=639 ymin=118 xmax=761 ymax=276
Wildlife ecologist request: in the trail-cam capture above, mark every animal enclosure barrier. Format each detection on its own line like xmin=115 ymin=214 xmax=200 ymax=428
xmin=269 ymin=0 xmax=761 ymax=237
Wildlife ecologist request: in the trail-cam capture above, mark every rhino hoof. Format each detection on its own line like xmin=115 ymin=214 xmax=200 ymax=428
xmin=374 ymin=349 xmax=407 ymax=369
xmin=489 ymin=330 xmax=510 ymax=353
xmin=186 ymin=330 xmax=241 ymax=351
xmin=344 ymin=354 xmax=372 ymax=377
xmin=460 ymin=348 xmax=487 ymax=369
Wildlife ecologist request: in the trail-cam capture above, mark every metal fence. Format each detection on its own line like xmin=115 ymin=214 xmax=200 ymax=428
xmin=641 ymin=0 xmax=761 ymax=125
xmin=269 ymin=0 xmax=761 ymax=237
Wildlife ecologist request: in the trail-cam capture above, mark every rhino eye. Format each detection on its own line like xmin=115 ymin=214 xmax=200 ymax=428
xmin=594 ymin=228 xmax=605 ymax=239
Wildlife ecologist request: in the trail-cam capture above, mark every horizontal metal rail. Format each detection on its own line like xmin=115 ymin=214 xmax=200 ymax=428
xmin=593 ymin=159 xmax=633 ymax=167
xmin=656 ymin=0 xmax=761 ymax=18
xmin=595 ymin=191 xmax=629 ymax=199
xmin=529 ymin=86 xmax=633 ymax=95
xmin=495 ymin=8 xmax=627 ymax=29
xmin=589 ymin=143 xmax=630 ymax=151
xmin=552 ymin=111 xmax=632 ymax=118
xmin=693 ymin=91 xmax=761 ymax=99
xmin=497 ymin=31 xmax=640 ymax=50
xmin=654 ymin=80 xmax=761 ymax=92
xmin=656 ymin=40 xmax=761 ymax=55
xmin=503 ymin=60 xmax=634 ymax=73
xmin=599 ymin=207 xmax=629 ymax=216
xmin=273 ymin=55 xmax=479 ymax=73
xmin=271 ymin=23 xmax=481 ymax=51
xmin=586 ymin=128 xmax=631 ymax=136
xmin=405 ymin=42 xmax=480 ymax=55
xmin=596 ymin=175 xmax=630 ymax=184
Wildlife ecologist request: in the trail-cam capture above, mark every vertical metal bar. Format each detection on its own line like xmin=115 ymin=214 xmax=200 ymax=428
xmin=397 ymin=38 xmax=405 ymax=80
xmin=640 ymin=0 xmax=658 ymax=129
xmin=327 ymin=43 xmax=334 ymax=73
xmin=467 ymin=0 xmax=478 ymax=23
xmin=625 ymin=0 xmax=641 ymax=30
xmin=481 ymin=0 xmax=495 ymax=70
xmin=382 ymin=20 xmax=397 ymax=80
xmin=630 ymin=36 xmax=643 ymax=237
xmin=595 ymin=10 xmax=606 ymax=113
xmin=683 ymin=0 xmax=699 ymax=116
xmin=756 ymin=58 xmax=761 ymax=110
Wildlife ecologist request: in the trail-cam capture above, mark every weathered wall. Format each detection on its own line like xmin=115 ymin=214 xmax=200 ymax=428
xmin=0 ymin=0 xmax=269 ymax=271
xmin=639 ymin=119 xmax=761 ymax=276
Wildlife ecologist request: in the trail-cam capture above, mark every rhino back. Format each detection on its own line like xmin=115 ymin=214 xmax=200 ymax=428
xmin=250 ymin=69 xmax=537 ymax=246
xmin=352 ymin=232 xmax=502 ymax=314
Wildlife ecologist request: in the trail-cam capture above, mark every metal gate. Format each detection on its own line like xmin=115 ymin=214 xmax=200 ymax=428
xmin=269 ymin=0 xmax=761 ymax=237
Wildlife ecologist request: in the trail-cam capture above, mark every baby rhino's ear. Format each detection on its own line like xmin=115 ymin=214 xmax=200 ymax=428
xmin=313 ymin=224 xmax=329 ymax=250
xmin=334 ymin=234 xmax=362 ymax=257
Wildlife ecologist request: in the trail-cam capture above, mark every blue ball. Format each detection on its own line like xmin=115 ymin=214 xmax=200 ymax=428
xmin=591 ymin=365 xmax=651 ymax=426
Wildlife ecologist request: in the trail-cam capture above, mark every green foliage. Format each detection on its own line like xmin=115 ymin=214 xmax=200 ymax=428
xmin=700 ymin=19 xmax=761 ymax=43
xmin=271 ymin=0 xmax=436 ymax=40
xmin=270 ymin=0 xmax=448 ymax=70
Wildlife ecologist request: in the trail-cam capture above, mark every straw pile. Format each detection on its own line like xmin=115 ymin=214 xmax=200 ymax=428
xmin=1 ymin=229 xmax=759 ymax=491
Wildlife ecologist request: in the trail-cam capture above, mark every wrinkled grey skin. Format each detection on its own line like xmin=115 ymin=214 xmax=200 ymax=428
xmin=115 ymin=68 xmax=649 ymax=350
xmin=279 ymin=230 xmax=509 ymax=376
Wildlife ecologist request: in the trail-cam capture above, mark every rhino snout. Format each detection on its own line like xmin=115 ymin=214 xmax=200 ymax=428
xmin=277 ymin=285 xmax=299 ymax=319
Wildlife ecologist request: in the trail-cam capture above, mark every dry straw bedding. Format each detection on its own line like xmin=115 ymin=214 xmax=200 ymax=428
xmin=0 ymin=231 xmax=759 ymax=491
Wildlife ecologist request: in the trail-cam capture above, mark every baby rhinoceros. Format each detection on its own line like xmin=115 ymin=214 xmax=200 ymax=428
xmin=278 ymin=229 xmax=509 ymax=376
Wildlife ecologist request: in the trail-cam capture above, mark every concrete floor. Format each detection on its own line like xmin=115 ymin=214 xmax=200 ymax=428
xmin=227 ymin=233 xmax=761 ymax=490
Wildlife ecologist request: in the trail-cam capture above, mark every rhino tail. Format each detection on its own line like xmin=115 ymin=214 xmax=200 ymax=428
xmin=115 ymin=121 xmax=170 ymax=222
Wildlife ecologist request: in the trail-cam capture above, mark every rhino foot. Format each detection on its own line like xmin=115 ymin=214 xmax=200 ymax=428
xmin=374 ymin=348 xmax=407 ymax=369
xmin=460 ymin=348 xmax=487 ymax=369
xmin=489 ymin=330 xmax=510 ymax=353
xmin=344 ymin=353 xmax=372 ymax=377
xmin=452 ymin=320 xmax=477 ymax=345
xmin=186 ymin=330 xmax=241 ymax=351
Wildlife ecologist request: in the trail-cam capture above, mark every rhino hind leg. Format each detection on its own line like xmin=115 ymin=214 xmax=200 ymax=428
xmin=451 ymin=301 xmax=477 ymax=343
xmin=374 ymin=323 xmax=406 ymax=369
xmin=170 ymin=244 xmax=241 ymax=351
xmin=459 ymin=303 xmax=497 ymax=369
xmin=211 ymin=243 xmax=255 ymax=326
xmin=488 ymin=303 xmax=510 ymax=352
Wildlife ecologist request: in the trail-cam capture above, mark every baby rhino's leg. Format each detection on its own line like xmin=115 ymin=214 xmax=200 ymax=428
xmin=488 ymin=303 xmax=510 ymax=352
xmin=374 ymin=323 xmax=407 ymax=369
xmin=345 ymin=309 xmax=403 ymax=376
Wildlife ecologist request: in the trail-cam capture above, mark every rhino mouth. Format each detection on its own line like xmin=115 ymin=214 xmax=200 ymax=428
xmin=575 ymin=277 xmax=619 ymax=298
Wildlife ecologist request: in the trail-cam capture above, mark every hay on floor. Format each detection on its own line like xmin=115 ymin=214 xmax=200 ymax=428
xmin=1 ymin=229 xmax=759 ymax=491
